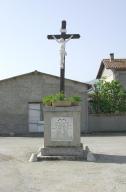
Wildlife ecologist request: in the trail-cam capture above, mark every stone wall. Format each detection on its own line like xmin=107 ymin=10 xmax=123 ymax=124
xmin=0 ymin=71 xmax=88 ymax=135
xmin=88 ymin=114 xmax=126 ymax=132
xmin=118 ymin=71 xmax=126 ymax=89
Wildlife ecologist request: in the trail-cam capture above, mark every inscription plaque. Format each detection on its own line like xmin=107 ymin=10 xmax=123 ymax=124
xmin=51 ymin=117 xmax=73 ymax=141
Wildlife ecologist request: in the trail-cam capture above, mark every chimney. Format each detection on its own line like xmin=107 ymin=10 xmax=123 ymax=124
xmin=110 ymin=53 xmax=114 ymax=61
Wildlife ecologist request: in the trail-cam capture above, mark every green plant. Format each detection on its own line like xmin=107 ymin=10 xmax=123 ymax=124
xmin=42 ymin=92 xmax=81 ymax=106
xmin=89 ymin=80 xmax=126 ymax=113
xmin=53 ymin=92 xmax=65 ymax=101
xmin=42 ymin=95 xmax=53 ymax=106
xmin=68 ymin=96 xmax=81 ymax=103
xmin=42 ymin=92 xmax=65 ymax=106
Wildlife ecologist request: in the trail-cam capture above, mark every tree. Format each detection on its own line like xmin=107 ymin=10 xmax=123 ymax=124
xmin=89 ymin=80 xmax=126 ymax=113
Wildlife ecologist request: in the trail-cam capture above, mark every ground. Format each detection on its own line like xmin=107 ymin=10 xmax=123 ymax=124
xmin=0 ymin=136 xmax=126 ymax=192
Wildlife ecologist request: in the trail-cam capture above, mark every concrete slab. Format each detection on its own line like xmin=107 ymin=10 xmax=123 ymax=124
xmin=0 ymin=136 xmax=126 ymax=192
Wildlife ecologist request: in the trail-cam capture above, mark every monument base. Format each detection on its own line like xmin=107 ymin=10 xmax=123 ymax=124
xmin=37 ymin=144 xmax=87 ymax=161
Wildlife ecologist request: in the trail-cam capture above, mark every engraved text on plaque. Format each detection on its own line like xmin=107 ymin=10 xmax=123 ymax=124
xmin=51 ymin=117 xmax=73 ymax=141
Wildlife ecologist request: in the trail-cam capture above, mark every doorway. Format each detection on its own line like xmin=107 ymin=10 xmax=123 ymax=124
xmin=28 ymin=103 xmax=44 ymax=133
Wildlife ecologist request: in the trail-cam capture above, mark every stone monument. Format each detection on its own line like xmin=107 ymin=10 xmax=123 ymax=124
xmin=37 ymin=21 xmax=86 ymax=160
xmin=39 ymin=106 xmax=84 ymax=160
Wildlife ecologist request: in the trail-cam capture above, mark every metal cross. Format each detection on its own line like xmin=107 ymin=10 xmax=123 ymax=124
xmin=47 ymin=20 xmax=80 ymax=94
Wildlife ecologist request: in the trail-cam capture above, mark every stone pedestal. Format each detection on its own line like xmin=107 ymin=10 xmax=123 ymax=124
xmin=39 ymin=106 xmax=85 ymax=160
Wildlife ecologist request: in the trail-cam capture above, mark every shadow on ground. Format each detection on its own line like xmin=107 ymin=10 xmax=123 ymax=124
xmin=0 ymin=153 xmax=14 ymax=161
xmin=94 ymin=153 xmax=126 ymax=164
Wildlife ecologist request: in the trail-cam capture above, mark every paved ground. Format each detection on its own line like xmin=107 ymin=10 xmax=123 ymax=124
xmin=0 ymin=136 xmax=126 ymax=192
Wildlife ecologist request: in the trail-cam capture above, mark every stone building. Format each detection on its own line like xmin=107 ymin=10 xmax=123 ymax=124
xmin=96 ymin=53 xmax=126 ymax=89
xmin=0 ymin=70 xmax=90 ymax=135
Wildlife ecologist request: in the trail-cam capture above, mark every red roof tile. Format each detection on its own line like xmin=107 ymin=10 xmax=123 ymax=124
xmin=97 ymin=59 xmax=126 ymax=79
xmin=103 ymin=59 xmax=126 ymax=69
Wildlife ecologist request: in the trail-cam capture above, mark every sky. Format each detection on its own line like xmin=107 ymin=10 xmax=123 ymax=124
xmin=0 ymin=0 xmax=126 ymax=83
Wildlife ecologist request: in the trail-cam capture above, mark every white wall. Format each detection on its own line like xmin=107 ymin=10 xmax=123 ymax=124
xmin=101 ymin=68 xmax=114 ymax=82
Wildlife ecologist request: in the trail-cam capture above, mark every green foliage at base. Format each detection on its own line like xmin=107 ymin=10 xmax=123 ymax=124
xmin=42 ymin=92 xmax=81 ymax=106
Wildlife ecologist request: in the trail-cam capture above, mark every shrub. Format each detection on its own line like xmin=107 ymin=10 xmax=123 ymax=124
xmin=89 ymin=80 xmax=126 ymax=113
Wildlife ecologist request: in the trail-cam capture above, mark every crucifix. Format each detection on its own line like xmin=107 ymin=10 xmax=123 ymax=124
xmin=47 ymin=20 xmax=80 ymax=94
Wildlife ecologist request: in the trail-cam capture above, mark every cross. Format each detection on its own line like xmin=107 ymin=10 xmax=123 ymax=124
xmin=47 ymin=20 xmax=80 ymax=94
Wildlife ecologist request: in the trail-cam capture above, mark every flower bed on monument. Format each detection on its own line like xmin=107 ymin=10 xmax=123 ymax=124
xmin=42 ymin=92 xmax=81 ymax=107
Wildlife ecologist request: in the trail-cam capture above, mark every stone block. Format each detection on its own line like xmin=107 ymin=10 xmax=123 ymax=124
xmin=43 ymin=106 xmax=81 ymax=147
xmin=41 ymin=146 xmax=84 ymax=157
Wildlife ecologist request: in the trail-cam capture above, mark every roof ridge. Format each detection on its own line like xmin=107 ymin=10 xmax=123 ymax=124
xmin=0 ymin=70 xmax=90 ymax=87
xmin=103 ymin=58 xmax=126 ymax=61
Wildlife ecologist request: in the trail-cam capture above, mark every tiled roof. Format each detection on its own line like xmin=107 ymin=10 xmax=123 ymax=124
xmin=97 ymin=59 xmax=126 ymax=79
xmin=103 ymin=59 xmax=126 ymax=69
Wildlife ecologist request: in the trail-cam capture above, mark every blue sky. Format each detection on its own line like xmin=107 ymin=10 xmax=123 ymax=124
xmin=0 ymin=0 xmax=126 ymax=82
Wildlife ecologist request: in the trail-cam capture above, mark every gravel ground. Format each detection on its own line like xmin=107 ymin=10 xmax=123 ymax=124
xmin=0 ymin=136 xmax=126 ymax=192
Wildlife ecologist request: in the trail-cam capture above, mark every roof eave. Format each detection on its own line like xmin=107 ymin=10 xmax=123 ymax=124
xmin=0 ymin=70 xmax=90 ymax=87
xmin=96 ymin=61 xmax=105 ymax=79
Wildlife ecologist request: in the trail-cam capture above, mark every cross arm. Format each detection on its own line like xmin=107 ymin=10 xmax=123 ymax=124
xmin=47 ymin=34 xmax=80 ymax=40
xmin=65 ymin=34 xmax=80 ymax=39
xmin=47 ymin=35 xmax=62 ymax=39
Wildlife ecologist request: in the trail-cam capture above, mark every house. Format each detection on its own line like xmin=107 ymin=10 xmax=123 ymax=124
xmin=96 ymin=53 xmax=126 ymax=89
xmin=87 ymin=53 xmax=126 ymax=133
xmin=0 ymin=70 xmax=90 ymax=136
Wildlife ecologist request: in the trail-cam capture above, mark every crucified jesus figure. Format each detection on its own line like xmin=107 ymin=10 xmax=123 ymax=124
xmin=52 ymin=35 xmax=73 ymax=68
xmin=47 ymin=20 xmax=80 ymax=94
